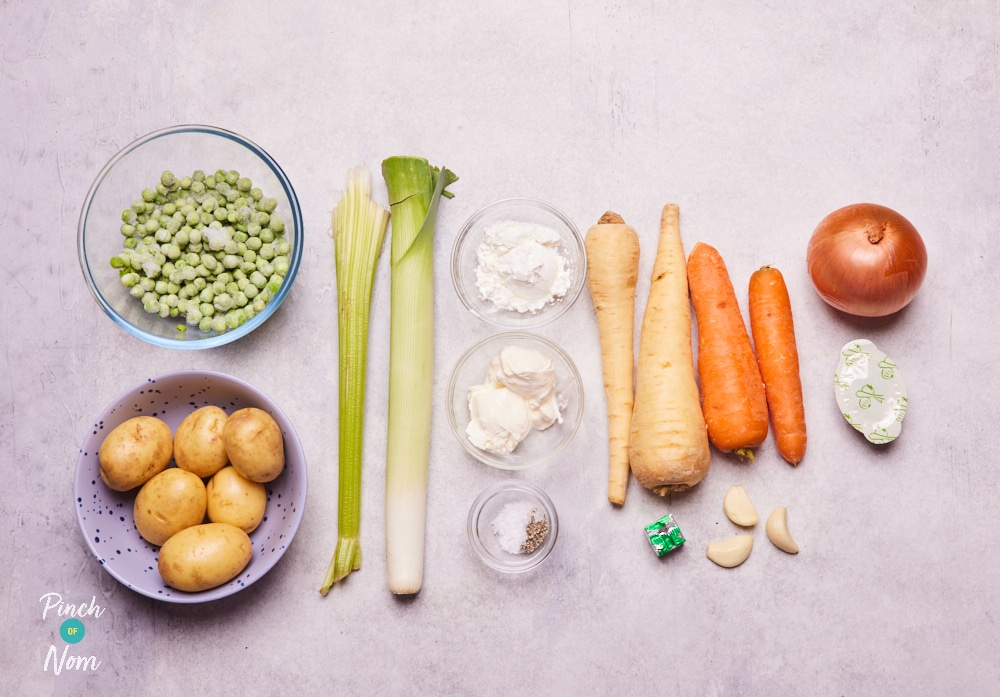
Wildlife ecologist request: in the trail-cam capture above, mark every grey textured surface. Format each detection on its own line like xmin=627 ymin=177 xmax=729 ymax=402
xmin=3 ymin=1 xmax=999 ymax=695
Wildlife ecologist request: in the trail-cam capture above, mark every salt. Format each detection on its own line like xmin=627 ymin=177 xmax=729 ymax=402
xmin=491 ymin=500 xmax=547 ymax=555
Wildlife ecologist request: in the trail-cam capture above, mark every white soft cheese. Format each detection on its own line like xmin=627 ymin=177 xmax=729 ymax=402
xmin=466 ymin=345 xmax=563 ymax=455
xmin=475 ymin=220 xmax=571 ymax=313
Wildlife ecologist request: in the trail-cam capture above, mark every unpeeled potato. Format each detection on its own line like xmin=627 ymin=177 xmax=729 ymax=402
xmin=207 ymin=466 xmax=267 ymax=533
xmin=134 ymin=468 xmax=207 ymax=546
xmin=223 ymin=408 xmax=284 ymax=483
xmin=158 ymin=522 xmax=252 ymax=592
xmin=99 ymin=416 xmax=173 ymax=491
xmin=174 ymin=405 xmax=229 ymax=478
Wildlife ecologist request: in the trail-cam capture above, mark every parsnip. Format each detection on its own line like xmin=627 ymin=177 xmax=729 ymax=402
xmin=585 ymin=211 xmax=640 ymax=505
xmin=628 ymin=204 xmax=711 ymax=494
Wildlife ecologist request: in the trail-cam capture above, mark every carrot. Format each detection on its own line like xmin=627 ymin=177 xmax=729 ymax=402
xmin=748 ymin=265 xmax=807 ymax=464
xmin=686 ymin=242 xmax=768 ymax=459
xmin=585 ymin=211 xmax=640 ymax=505
xmin=628 ymin=204 xmax=711 ymax=495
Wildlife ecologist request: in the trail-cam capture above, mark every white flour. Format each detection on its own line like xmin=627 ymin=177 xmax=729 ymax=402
xmin=475 ymin=220 xmax=571 ymax=313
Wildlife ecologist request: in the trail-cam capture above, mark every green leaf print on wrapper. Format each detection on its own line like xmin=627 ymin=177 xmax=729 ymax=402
xmin=834 ymin=339 xmax=908 ymax=445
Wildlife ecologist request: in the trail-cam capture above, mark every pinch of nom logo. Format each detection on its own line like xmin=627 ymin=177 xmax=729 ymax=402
xmin=40 ymin=592 xmax=104 ymax=675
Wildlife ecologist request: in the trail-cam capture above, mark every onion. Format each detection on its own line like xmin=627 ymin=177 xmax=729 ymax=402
xmin=806 ymin=203 xmax=927 ymax=317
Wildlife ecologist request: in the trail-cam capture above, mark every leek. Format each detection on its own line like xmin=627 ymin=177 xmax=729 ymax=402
xmin=320 ymin=166 xmax=390 ymax=595
xmin=382 ymin=156 xmax=457 ymax=595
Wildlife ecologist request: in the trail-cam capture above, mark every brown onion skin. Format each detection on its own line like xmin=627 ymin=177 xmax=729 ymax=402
xmin=806 ymin=203 xmax=927 ymax=317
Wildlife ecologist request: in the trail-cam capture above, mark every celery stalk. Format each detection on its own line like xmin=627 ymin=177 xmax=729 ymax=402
xmin=381 ymin=156 xmax=457 ymax=595
xmin=320 ymin=166 xmax=390 ymax=595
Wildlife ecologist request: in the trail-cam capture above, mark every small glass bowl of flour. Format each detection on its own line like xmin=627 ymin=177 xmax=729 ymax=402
xmin=451 ymin=198 xmax=586 ymax=329
xmin=467 ymin=479 xmax=559 ymax=573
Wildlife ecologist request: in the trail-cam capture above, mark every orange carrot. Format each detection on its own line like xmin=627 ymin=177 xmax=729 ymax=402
xmin=748 ymin=265 xmax=807 ymax=465
xmin=686 ymin=242 xmax=768 ymax=458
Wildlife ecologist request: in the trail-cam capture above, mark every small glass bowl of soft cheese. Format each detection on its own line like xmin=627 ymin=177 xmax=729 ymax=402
xmin=446 ymin=332 xmax=584 ymax=469
xmin=451 ymin=198 xmax=587 ymax=329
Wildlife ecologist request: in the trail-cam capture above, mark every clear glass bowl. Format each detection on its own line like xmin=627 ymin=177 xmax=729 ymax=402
xmin=467 ymin=479 xmax=559 ymax=573
xmin=446 ymin=332 xmax=584 ymax=470
xmin=77 ymin=125 xmax=303 ymax=349
xmin=74 ymin=370 xmax=307 ymax=603
xmin=451 ymin=198 xmax=586 ymax=329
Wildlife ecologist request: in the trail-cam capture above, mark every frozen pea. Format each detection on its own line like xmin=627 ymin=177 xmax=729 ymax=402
xmin=121 ymin=223 xmax=136 ymax=237
xmin=273 ymin=257 xmax=289 ymax=276
xmin=160 ymin=171 xmax=176 ymax=188
xmin=259 ymin=197 xmax=277 ymax=213
xmin=199 ymin=287 xmax=215 ymax=303
xmin=214 ymin=294 xmax=234 ymax=311
xmin=130 ymin=284 xmax=145 ymax=299
xmin=239 ymin=261 xmax=256 ymax=275
xmin=259 ymin=244 xmax=275 ymax=261
xmin=222 ymin=254 xmax=240 ymax=269
xmin=225 ymin=310 xmax=246 ymax=330
xmin=255 ymin=212 xmax=270 ymax=227
xmin=247 ymin=237 xmax=262 ymax=252
xmin=268 ymin=214 xmax=285 ymax=234
xmin=210 ymin=316 xmax=226 ymax=333
xmin=198 ymin=316 xmax=213 ymax=331
xmin=199 ymin=302 xmax=215 ymax=317
xmin=247 ymin=222 xmax=262 ymax=238
xmin=145 ymin=218 xmax=161 ymax=233
xmin=141 ymin=188 xmax=156 ymax=203
xmin=243 ymin=250 xmax=257 ymax=264
xmin=275 ymin=240 xmax=291 ymax=256
xmin=244 ymin=283 xmax=258 ymax=299
xmin=233 ymin=291 xmax=248 ymax=307
xmin=180 ymin=176 xmax=193 ymax=189
xmin=162 ymin=202 xmax=177 ymax=216
xmin=250 ymin=271 xmax=267 ymax=289
xmin=191 ymin=180 xmax=206 ymax=196
xmin=204 ymin=174 xmax=216 ymax=189
xmin=201 ymin=197 xmax=217 ymax=213
xmin=237 ymin=177 xmax=252 ymax=192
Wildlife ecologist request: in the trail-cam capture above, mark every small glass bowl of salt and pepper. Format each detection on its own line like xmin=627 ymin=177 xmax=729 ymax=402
xmin=467 ymin=479 xmax=559 ymax=573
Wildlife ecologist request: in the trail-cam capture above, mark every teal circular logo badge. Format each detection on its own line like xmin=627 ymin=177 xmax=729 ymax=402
xmin=60 ymin=618 xmax=85 ymax=644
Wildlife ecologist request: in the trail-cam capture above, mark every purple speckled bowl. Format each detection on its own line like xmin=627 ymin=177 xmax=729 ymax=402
xmin=74 ymin=370 xmax=307 ymax=603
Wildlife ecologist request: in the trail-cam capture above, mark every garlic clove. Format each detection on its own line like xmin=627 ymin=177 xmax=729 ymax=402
xmin=766 ymin=507 xmax=799 ymax=554
xmin=722 ymin=484 xmax=758 ymax=527
xmin=706 ymin=534 xmax=754 ymax=568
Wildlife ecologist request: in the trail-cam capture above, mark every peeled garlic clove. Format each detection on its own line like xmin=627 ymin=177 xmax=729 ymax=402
xmin=722 ymin=485 xmax=758 ymax=527
xmin=706 ymin=534 xmax=754 ymax=568
xmin=766 ymin=507 xmax=799 ymax=554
